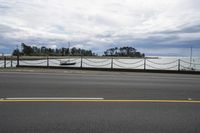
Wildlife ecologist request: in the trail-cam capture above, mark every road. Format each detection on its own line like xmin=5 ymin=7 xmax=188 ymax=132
xmin=0 ymin=70 xmax=200 ymax=133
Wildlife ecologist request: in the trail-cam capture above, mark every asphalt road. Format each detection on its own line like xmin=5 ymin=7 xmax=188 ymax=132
xmin=0 ymin=70 xmax=200 ymax=133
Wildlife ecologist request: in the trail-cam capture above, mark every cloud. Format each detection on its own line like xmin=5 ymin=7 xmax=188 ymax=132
xmin=0 ymin=0 xmax=200 ymax=56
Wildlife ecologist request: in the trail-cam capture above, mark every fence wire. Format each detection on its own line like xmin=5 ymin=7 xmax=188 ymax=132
xmin=180 ymin=60 xmax=200 ymax=66
xmin=114 ymin=59 xmax=144 ymax=65
xmin=146 ymin=59 xmax=178 ymax=65
xmin=52 ymin=58 xmax=62 ymax=62
xmin=0 ymin=61 xmax=4 ymax=65
xmin=146 ymin=64 xmax=178 ymax=70
xmin=180 ymin=65 xmax=197 ymax=70
xmin=113 ymin=62 xmax=144 ymax=69
xmin=83 ymin=58 xmax=110 ymax=63
xmin=12 ymin=62 xmax=17 ymax=65
xmin=83 ymin=61 xmax=111 ymax=67
xmin=20 ymin=60 xmax=47 ymax=65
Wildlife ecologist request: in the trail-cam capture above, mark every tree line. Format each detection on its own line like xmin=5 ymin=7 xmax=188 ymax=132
xmin=12 ymin=43 xmax=145 ymax=58
xmin=12 ymin=43 xmax=95 ymax=56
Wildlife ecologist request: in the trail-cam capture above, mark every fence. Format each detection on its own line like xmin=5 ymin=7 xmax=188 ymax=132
xmin=1 ymin=56 xmax=200 ymax=72
xmin=0 ymin=56 xmax=17 ymax=68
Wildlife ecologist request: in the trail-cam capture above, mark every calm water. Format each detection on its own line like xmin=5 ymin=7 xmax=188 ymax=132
xmin=1 ymin=57 xmax=200 ymax=71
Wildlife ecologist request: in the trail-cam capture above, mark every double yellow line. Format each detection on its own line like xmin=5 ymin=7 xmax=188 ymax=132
xmin=1 ymin=99 xmax=200 ymax=103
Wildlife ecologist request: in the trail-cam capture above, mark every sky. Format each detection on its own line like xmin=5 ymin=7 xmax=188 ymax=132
xmin=0 ymin=0 xmax=200 ymax=56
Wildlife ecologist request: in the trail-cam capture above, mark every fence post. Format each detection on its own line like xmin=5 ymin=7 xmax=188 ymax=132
xmin=111 ymin=57 xmax=113 ymax=69
xmin=178 ymin=59 xmax=180 ymax=71
xmin=144 ymin=58 xmax=146 ymax=70
xmin=4 ymin=56 xmax=6 ymax=68
xmin=80 ymin=56 xmax=83 ymax=68
xmin=11 ymin=56 xmax=13 ymax=67
xmin=47 ymin=55 xmax=49 ymax=67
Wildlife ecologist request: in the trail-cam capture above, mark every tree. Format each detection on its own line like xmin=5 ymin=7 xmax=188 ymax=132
xmin=21 ymin=43 xmax=34 ymax=55
xmin=12 ymin=43 xmax=96 ymax=56
xmin=12 ymin=49 xmax=19 ymax=56
xmin=104 ymin=46 xmax=145 ymax=57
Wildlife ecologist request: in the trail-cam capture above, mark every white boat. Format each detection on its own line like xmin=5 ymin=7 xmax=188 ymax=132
xmin=60 ymin=42 xmax=76 ymax=66
xmin=60 ymin=60 xmax=76 ymax=65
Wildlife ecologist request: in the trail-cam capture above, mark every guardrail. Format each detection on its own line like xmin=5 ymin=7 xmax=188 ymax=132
xmin=1 ymin=56 xmax=200 ymax=72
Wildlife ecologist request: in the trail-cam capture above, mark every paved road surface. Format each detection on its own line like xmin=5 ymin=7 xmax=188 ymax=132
xmin=0 ymin=70 xmax=200 ymax=133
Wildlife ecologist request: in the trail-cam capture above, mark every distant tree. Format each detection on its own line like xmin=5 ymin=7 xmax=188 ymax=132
xmin=104 ymin=46 xmax=145 ymax=57
xmin=21 ymin=43 xmax=34 ymax=55
xmin=71 ymin=47 xmax=76 ymax=55
xmin=12 ymin=49 xmax=19 ymax=56
xmin=61 ymin=48 xmax=67 ymax=56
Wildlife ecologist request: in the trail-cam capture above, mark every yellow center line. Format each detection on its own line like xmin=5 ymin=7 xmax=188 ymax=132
xmin=0 ymin=99 xmax=200 ymax=103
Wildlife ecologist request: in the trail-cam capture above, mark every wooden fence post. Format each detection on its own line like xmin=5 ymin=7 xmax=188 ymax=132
xmin=178 ymin=59 xmax=181 ymax=71
xmin=144 ymin=58 xmax=146 ymax=70
xmin=4 ymin=56 xmax=6 ymax=68
xmin=80 ymin=56 xmax=83 ymax=68
xmin=11 ymin=56 xmax=13 ymax=67
xmin=47 ymin=56 xmax=49 ymax=67
xmin=111 ymin=57 xmax=113 ymax=69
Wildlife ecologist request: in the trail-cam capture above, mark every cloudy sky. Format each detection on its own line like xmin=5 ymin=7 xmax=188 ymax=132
xmin=0 ymin=0 xmax=200 ymax=56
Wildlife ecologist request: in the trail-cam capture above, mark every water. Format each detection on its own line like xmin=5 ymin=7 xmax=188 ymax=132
xmin=1 ymin=57 xmax=200 ymax=71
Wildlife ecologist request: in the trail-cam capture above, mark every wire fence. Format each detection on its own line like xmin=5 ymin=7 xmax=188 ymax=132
xmin=20 ymin=60 xmax=47 ymax=65
xmin=180 ymin=60 xmax=200 ymax=66
xmin=83 ymin=57 xmax=110 ymax=64
xmin=146 ymin=59 xmax=178 ymax=65
xmin=0 ymin=61 xmax=4 ymax=65
xmin=113 ymin=62 xmax=144 ymax=69
xmin=0 ymin=60 xmax=4 ymax=68
xmin=1 ymin=56 xmax=200 ymax=72
xmin=146 ymin=64 xmax=178 ymax=70
xmin=83 ymin=62 xmax=111 ymax=68
xmin=113 ymin=59 xmax=144 ymax=69
xmin=114 ymin=59 xmax=144 ymax=65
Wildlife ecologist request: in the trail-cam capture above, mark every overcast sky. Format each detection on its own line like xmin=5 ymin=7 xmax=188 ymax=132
xmin=0 ymin=0 xmax=200 ymax=56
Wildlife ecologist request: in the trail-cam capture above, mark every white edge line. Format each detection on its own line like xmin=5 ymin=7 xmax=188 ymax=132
xmin=2 ymin=97 xmax=104 ymax=100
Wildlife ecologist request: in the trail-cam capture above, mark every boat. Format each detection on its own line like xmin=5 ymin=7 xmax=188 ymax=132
xmin=60 ymin=42 xmax=76 ymax=66
xmin=60 ymin=60 xmax=76 ymax=65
